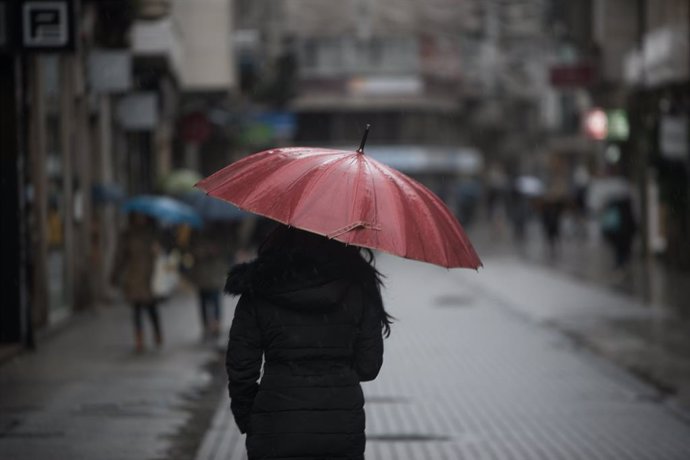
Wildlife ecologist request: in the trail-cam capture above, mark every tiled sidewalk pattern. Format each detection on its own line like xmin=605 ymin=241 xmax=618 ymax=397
xmin=198 ymin=255 xmax=690 ymax=460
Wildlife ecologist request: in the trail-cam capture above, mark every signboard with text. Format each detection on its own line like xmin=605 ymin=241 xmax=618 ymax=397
xmin=549 ymin=63 xmax=596 ymax=88
xmin=21 ymin=0 xmax=75 ymax=51
xmin=660 ymin=116 xmax=688 ymax=161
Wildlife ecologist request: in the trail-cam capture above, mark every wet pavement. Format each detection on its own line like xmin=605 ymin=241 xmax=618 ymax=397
xmin=197 ymin=253 xmax=690 ymax=460
xmin=0 ymin=291 xmax=229 ymax=460
xmin=2 ymin=232 xmax=689 ymax=459
xmin=467 ymin=218 xmax=690 ymax=410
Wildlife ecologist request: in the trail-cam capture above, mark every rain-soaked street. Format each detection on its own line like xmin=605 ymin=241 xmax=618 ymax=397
xmin=2 ymin=1 xmax=689 ymax=459
xmin=3 ymin=248 xmax=690 ymax=459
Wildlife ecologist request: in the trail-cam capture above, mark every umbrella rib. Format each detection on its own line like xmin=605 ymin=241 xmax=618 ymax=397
xmin=345 ymin=155 xmax=375 ymax=235
xmin=370 ymin=160 xmax=458 ymax=266
xmin=402 ymin=175 xmax=467 ymax=263
xmin=261 ymin=152 xmax=346 ymax=224
xmin=398 ymin=172 xmax=478 ymax=265
xmin=367 ymin=160 xmax=421 ymax=260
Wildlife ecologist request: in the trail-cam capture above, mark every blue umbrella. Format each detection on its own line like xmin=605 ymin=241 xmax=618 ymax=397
xmin=180 ymin=191 xmax=248 ymax=222
xmin=92 ymin=183 xmax=126 ymax=204
xmin=123 ymin=195 xmax=203 ymax=228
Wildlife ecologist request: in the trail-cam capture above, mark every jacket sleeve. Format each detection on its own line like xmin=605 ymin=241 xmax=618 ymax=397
xmin=353 ymin=284 xmax=384 ymax=382
xmin=226 ymin=295 xmax=263 ymax=433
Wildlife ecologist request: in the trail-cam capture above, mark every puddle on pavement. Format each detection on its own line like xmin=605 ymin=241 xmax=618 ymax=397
xmin=157 ymin=357 xmax=226 ymax=460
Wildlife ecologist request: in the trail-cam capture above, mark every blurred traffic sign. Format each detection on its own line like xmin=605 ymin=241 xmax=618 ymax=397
xmin=583 ymin=108 xmax=608 ymax=140
xmin=606 ymin=110 xmax=630 ymax=141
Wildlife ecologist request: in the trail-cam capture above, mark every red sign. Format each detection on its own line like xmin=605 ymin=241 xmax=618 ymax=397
xmin=179 ymin=112 xmax=212 ymax=144
xmin=550 ymin=63 xmax=596 ymax=87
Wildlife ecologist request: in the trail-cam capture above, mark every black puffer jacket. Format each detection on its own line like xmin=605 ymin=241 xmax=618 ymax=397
xmin=224 ymin=247 xmax=384 ymax=460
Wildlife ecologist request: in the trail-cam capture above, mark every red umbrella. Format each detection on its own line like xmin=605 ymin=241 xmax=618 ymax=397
xmin=196 ymin=127 xmax=481 ymax=269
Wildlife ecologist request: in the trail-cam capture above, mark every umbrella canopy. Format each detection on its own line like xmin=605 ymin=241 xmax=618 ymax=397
xmin=515 ymin=175 xmax=545 ymax=197
xmin=123 ymin=195 xmax=203 ymax=228
xmin=196 ymin=138 xmax=481 ymax=269
xmin=92 ymin=183 xmax=126 ymax=204
xmin=158 ymin=169 xmax=203 ymax=194
xmin=180 ymin=190 xmax=249 ymax=221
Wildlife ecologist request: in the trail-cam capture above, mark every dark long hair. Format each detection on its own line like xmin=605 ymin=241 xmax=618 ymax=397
xmin=260 ymin=225 xmax=394 ymax=337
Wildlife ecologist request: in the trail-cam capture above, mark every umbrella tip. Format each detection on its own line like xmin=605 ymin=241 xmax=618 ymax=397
xmin=357 ymin=124 xmax=371 ymax=153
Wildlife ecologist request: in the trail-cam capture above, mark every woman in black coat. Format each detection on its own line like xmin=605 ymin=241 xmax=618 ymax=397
xmin=224 ymin=226 xmax=392 ymax=459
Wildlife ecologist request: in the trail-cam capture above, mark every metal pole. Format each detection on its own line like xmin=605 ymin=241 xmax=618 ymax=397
xmin=686 ymin=1 xmax=690 ymax=267
xmin=636 ymin=0 xmax=650 ymax=270
xmin=60 ymin=55 xmax=75 ymax=311
xmin=28 ymin=55 xmax=50 ymax=331
xmin=18 ymin=54 xmax=34 ymax=349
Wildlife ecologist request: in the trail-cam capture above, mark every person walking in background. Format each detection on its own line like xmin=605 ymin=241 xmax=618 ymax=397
xmin=540 ymin=195 xmax=563 ymax=260
xmin=184 ymin=224 xmax=235 ymax=339
xmin=112 ymin=212 xmax=163 ymax=352
xmin=601 ymin=196 xmax=638 ymax=271
xmin=223 ymin=226 xmax=392 ymax=459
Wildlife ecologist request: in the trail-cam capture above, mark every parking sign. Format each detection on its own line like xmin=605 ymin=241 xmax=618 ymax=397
xmin=21 ymin=1 xmax=74 ymax=50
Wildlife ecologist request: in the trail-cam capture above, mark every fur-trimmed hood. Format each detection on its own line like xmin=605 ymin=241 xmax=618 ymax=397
xmin=224 ymin=248 xmax=354 ymax=310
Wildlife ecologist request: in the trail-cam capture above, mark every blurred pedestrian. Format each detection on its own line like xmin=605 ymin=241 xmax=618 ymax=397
xmin=184 ymin=224 xmax=235 ymax=339
xmin=455 ymin=179 xmax=481 ymax=228
xmin=112 ymin=212 xmax=163 ymax=352
xmin=572 ymin=164 xmax=591 ymax=239
xmin=601 ymin=196 xmax=637 ymax=270
xmin=508 ymin=182 xmax=529 ymax=241
xmin=224 ymin=226 xmax=391 ymax=459
xmin=540 ymin=197 xmax=563 ymax=259
xmin=486 ymin=164 xmax=508 ymax=226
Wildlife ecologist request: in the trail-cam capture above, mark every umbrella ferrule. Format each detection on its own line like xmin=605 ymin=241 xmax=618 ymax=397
xmin=356 ymin=124 xmax=371 ymax=154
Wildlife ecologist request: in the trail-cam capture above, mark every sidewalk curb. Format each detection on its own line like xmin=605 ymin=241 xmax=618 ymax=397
xmin=194 ymin=390 xmax=242 ymax=460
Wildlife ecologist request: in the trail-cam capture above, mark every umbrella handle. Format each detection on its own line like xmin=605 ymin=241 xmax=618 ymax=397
xmin=356 ymin=124 xmax=371 ymax=153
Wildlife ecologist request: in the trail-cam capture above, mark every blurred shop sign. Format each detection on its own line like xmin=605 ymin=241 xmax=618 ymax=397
xmin=624 ymin=25 xmax=689 ymax=87
xmin=549 ymin=63 xmax=595 ymax=88
xmin=643 ymin=26 xmax=688 ymax=86
xmin=660 ymin=116 xmax=688 ymax=161
xmin=583 ymin=108 xmax=607 ymax=141
xmin=131 ymin=17 xmax=183 ymax=76
xmin=240 ymin=112 xmax=296 ymax=146
xmin=583 ymin=109 xmax=629 ymax=141
xmin=606 ymin=110 xmax=629 ymax=142
xmin=179 ymin=112 xmax=212 ymax=144
xmin=21 ymin=0 xmax=75 ymax=51
xmin=88 ymin=50 xmax=132 ymax=93
xmin=348 ymin=76 xmax=423 ymax=96
xmin=116 ymin=92 xmax=158 ymax=131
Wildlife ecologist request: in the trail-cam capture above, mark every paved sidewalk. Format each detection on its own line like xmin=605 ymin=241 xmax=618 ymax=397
xmin=0 ymin=292 xmax=227 ymax=460
xmin=198 ymin=254 xmax=690 ymax=460
xmin=468 ymin=220 xmax=690 ymax=410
